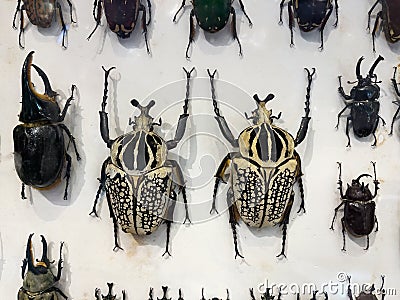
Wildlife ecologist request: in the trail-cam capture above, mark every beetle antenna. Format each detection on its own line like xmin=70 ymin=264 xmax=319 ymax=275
xmin=369 ymin=55 xmax=384 ymax=77
xmin=356 ymin=56 xmax=364 ymax=80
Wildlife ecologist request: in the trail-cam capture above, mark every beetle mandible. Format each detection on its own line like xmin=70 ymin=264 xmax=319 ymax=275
xmin=90 ymin=67 xmax=193 ymax=254
xmin=209 ymin=68 xmax=315 ymax=258
xmin=279 ymin=0 xmax=339 ymax=50
xmin=13 ymin=51 xmax=80 ymax=201
xmin=12 ymin=0 xmax=75 ymax=49
xmin=18 ymin=234 xmax=67 ymax=300
xmin=389 ymin=66 xmax=400 ymax=134
xmin=95 ymin=283 xmax=126 ymax=300
xmin=347 ymin=276 xmax=386 ymax=300
xmin=87 ymin=0 xmax=151 ymax=53
xmin=330 ymin=162 xmax=380 ymax=251
xmin=336 ymin=56 xmax=385 ymax=147
xmin=172 ymin=0 xmax=253 ymax=58
xmin=367 ymin=0 xmax=400 ymax=52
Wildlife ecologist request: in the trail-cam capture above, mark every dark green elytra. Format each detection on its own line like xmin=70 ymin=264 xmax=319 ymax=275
xmin=194 ymin=0 xmax=231 ymax=32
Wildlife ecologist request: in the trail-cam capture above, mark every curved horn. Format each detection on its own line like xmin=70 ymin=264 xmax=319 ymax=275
xmin=369 ymin=55 xmax=384 ymax=76
xmin=253 ymin=94 xmax=275 ymax=103
xmin=355 ymin=173 xmax=372 ymax=182
xmin=32 ymin=64 xmax=57 ymax=98
xmin=356 ymin=56 xmax=364 ymax=79
xmin=26 ymin=233 xmax=35 ymax=272
xmin=39 ymin=235 xmax=50 ymax=266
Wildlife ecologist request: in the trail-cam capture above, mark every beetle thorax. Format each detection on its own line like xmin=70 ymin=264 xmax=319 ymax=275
xmin=252 ymin=103 xmax=273 ymax=125
xmin=23 ymin=269 xmax=55 ymax=293
xmin=345 ymin=181 xmax=373 ymax=201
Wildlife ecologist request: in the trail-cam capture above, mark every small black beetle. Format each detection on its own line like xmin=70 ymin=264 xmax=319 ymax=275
xmin=13 ymin=51 xmax=80 ymax=200
xmin=250 ymin=287 xmax=282 ymax=300
xmin=12 ymin=0 xmax=75 ymax=49
xmin=347 ymin=276 xmax=386 ymax=300
xmin=336 ymin=56 xmax=385 ymax=147
xmin=279 ymin=0 xmax=339 ymax=50
xmin=367 ymin=0 xmax=400 ymax=52
xmin=18 ymin=234 xmax=67 ymax=300
xmin=95 ymin=283 xmax=126 ymax=300
xmin=389 ymin=66 xmax=400 ymax=134
xmin=88 ymin=0 xmax=151 ymax=53
xmin=173 ymin=0 xmax=252 ymax=58
xmin=201 ymin=288 xmax=229 ymax=300
xmin=330 ymin=162 xmax=379 ymax=251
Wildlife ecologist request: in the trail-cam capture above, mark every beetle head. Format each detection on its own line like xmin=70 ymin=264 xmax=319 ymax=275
xmin=25 ymin=234 xmax=52 ymax=275
xmin=129 ymin=99 xmax=157 ymax=131
xmin=20 ymin=51 xmax=61 ymax=123
xmin=346 ymin=173 xmax=373 ymax=201
xmin=248 ymin=94 xmax=281 ymax=125
xmin=353 ymin=56 xmax=384 ymax=87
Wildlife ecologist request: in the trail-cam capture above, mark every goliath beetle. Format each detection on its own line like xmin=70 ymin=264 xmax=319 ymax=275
xmin=87 ymin=0 xmax=151 ymax=53
xmin=201 ymin=288 xmax=229 ymax=300
xmin=95 ymin=283 xmax=126 ymax=300
xmin=13 ymin=51 xmax=80 ymax=201
xmin=389 ymin=66 xmax=400 ymax=134
xmin=347 ymin=276 xmax=386 ymax=300
xmin=12 ymin=0 xmax=75 ymax=49
xmin=209 ymin=68 xmax=315 ymax=258
xmin=367 ymin=0 xmax=400 ymax=52
xmin=336 ymin=56 xmax=385 ymax=147
xmin=279 ymin=0 xmax=339 ymax=50
xmin=250 ymin=287 xmax=282 ymax=300
xmin=330 ymin=162 xmax=379 ymax=251
xmin=172 ymin=0 xmax=253 ymax=59
xmin=90 ymin=67 xmax=193 ymax=254
xmin=18 ymin=234 xmax=67 ymax=300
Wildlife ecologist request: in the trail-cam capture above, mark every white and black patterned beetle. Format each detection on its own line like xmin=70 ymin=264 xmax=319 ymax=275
xmin=347 ymin=276 xmax=386 ymax=300
xmin=90 ymin=67 xmax=193 ymax=254
xmin=209 ymin=68 xmax=315 ymax=258
xmin=389 ymin=66 xmax=400 ymax=134
xmin=95 ymin=283 xmax=126 ymax=300
xmin=18 ymin=234 xmax=67 ymax=300
xmin=330 ymin=162 xmax=379 ymax=251
xmin=336 ymin=56 xmax=385 ymax=147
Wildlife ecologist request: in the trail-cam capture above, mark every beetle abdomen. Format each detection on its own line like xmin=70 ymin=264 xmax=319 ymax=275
xmin=383 ymin=0 xmax=400 ymax=42
xmin=23 ymin=0 xmax=55 ymax=28
xmin=13 ymin=124 xmax=65 ymax=188
xmin=344 ymin=201 xmax=376 ymax=236
xmin=194 ymin=0 xmax=231 ymax=32
xmin=295 ymin=0 xmax=329 ymax=31
xmin=104 ymin=0 xmax=139 ymax=39
xmin=351 ymin=102 xmax=380 ymax=137
xmin=18 ymin=288 xmax=59 ymax=300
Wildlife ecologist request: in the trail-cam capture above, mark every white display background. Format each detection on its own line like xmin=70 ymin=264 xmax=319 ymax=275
xmin=0 ymin=0 xmax=399 ymax=299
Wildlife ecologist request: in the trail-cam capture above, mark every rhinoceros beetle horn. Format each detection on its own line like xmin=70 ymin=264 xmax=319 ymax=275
xmin=356 ymin=56 xmax=364 ymax=80
xmin=253 ymin=94 xmax=275 ymax=104
xmin=26 ymin=233 xmax=35 ymax=272
xmin=39 ymin=235 xmax=52 ymax=267
xmin=369 ymin=55 xmax=384 ymax=77
xmin=20 ymin=51 xmax=61 ymax=123
xmin=25 ymin=233 xmax=48 ymax=275
xmin=355 ymin=173 xmax=372 ymax=183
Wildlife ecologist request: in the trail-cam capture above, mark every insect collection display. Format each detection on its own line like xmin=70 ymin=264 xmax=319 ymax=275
xmin=0 ymin=0 xmax=399 ymax=299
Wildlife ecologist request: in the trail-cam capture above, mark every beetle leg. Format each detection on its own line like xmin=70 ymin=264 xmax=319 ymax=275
xmin=375 ymin=215 xmax=379 ymax=232
xmin=56 ymin=2 xmax=68 ymax=49
xmin=371 ymin=11 xmax=383 ymax=52
xmin=145 ymin=0 xmax=152 ymax=25
xmin=173 ymin=0 xmax=187 ymax=22
xmin=341 ymin=217 xmax=346 ymax=251
xmin=345 ymin=116 xmax=351 ymax=147
xmin=105 ymin=189 xmax=123 ymax=251
xmin=162 ymin=191 xmax=176 ymax=257
xmin=236 ymin=0 xmax=252 ymax=26
xmin=364 ymin=235 xmax=370 ymax=250
xmin=99 ymin=66 xmax=116 ymax=147
xmin=389 ymin=104 xmax=400 ymax=135
xmin=379 ymin=276 xmax=386 ymax=300
xmin=227 ymin=188 xmax=244 ymax=259
xmin=87 ymin=0 xmax=103 ymax=40
xmin=330 ymin=202 xmax=344 ymax=230
xmin=347 ymin=276 xmax=354 ymax=300
xmin=166 ymin=67 xmax=195 ymax=150
xmin=63 ymin=153 xmax=72 ymax=200
xmin=367 ymin=0 xmax=380 ymax=32
xmin=288 ymin=0 xmax=295 ymax=47
xmin=371 ymin=161 xmax=380 ymax=199
xmin=21 ymin=183 xmax=27 ymax=200
xmin=54 ymin=242 xmax=64 ymax=281
xmin=122 ymin=290 xmax=127 ymax=300
xmin=230 ymin=7 xmax=243 ymax=56
xmin=138 ymin=4 xmax=150 ymax=54
xmin=185 ymin=9 xmax=196 ymax=59
xmin=208 ymin=69 xmax=239 ymax=147
xmin=90 ymin=157 xmax=111 ymax=217
xmin=392 ymin=67 xmax=400 ymax=95
xmin=59 ymin=124 xmax=81 ymax=161
xmin=65 ymin=0 xmax=76 ymax=23
xmin=249 ymin=288 xmax=256 ymax=300
xmin=17 ymin=4 xmax=25 ymax=49
xmin=49 ymin=287 xmax=68 ymax=299
xmin=95 ymin=288 xmax=101 ymax=300
xmin=333 ymin=0 xmax=339 ymax=27
xmin=317 ymin=3 xmax=333 ymax=51
xmin=279 ymin=0 xmax=287 ymax=25
xmin=59 ymin=85 xmax=76 ymax=122
xmin=276 ymin=192 xmax=294 ymax=258
xmin=211 ymin=153 xmax=233 ymax=214
xmin=294 ymin=68 xmax=315 ymax=146
xmin=335 ymin=104 xmax=350 ymax=130
xmin=12 ymin=0 xmax=22 ymax=29
xmin=294 ymin=151 xmax=305 ymax=213
xmin=21 ymin=258 xmax=27 ymax=279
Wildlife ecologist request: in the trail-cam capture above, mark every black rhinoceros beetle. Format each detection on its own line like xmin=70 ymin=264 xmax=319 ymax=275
xmin=90 ymin=67 xmax=193 ymax=254
xmin=336 ymin=55 xmax=385 ymax=147
xmin=95 ymin=283 xmax=126 ymax=300
xmin=18 ymin=234 xmax=67 ymax=300
xmin=389 ymin=66 xmax=400 ymax=134
xmin=12 ymin=0 xmax=75 ymax=49
xmin=279 ymin=0 xmax=339 ymax=49
xmin=13 ymin=51 xmax=80 ymax=200
xmin=367 ymin=0 xmax=400 ymax=52
xmin=347 ymin=276 xmax=386 ymax=300
xmin=88 ymin=0 xmax=151 ymax=53
xmin=330 ymin=162 xmax=379 ymax=251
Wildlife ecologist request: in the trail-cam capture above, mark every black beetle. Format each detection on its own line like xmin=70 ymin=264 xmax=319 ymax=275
xmin=148 ymin=286 xmax=184 ymax=300
xmin=90 ymin=67 xmax=192 ymax=253
xmin=389 ymin=66 xmax=400 ymax=134
xmin=279 ymin=0 xmax=339 ymax=50
xmin=330 ymin=162 xmax=379 ymax=251
xmin=95 ymin=283 xmax=126 ymax=300
xmin=12 ymin=0 xmax=75 ymax=49
xmin=347 ymin=276 xmax=386 ymax=300
xmin=13 ymin=51 xmax=80 ymax=200
xmin=367 ymin=0 xmax=400 ymax=52
xmin=173 ymin=0 xmax=253 ymax=58
xmin=201 ymin=288 xmax=229 ymax=300
xmin=336 ymin=55 xmax=385 ymax=147
xmin=88 ymin=0 xmax=151 ymax=53
xmin=296 ymin=291 xmax=328 ymax=300
xmin=250 ymin=287 xmax=282 ymax=300
xmin=18 ymin=234 xmax=67 ymax=300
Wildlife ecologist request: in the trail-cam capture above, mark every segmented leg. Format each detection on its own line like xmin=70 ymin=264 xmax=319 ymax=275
xmin=139 ymin=4 xmax=150 ymax=54
xmin=347 ymin=276 xmax=354 ymax=300
xmin=65 ymin=0 xmax=75 ymax=23
xmin=146 ymin=0 xmax=152 ymax=25
xmin=21 ymin=183 xmax=27 ymax=200
xmin=211 ymin=153 xmax=233 ymax=214
xmin=341 ymin=217 xmax=346 ymax=251
xmin=87 ymin=0 xmax=103 ymax=40
xmin=364 ymin=235 xmax=370 ymax=250
xmin=59 ymin=85 xmax=76 ymax=122
xmin=279 ymin=0 xmax=287 ymax=24
xmin=317 ymin=4 xmax=333 ymax=50
xmin=63 ymin=153 xmax=72 ymax=200
xmin=59 ymin=123 xmax=81 ymax=160
xmin=56 ymin=2 xmax=68 ymax=49
xmin=90 ymin=157 xmax=111 ymax=217
xmin=367 ymin=0 xmax=380 ymax=31
xmin=106 ymin=190 xmax=123 ymax=251
xmin=95 ymin=288 xmax=101 ymax=300
xmin=162 ymin=220 xmax=172 ymax=257
xmin=230 ymin=7 xmax=242 ymax=56
xmin=345 ymin=116 xmax=351 ymax=147
xmin=18 ymin=5 xmax=25 ymax=48
xmin=55 ymin=242 xmax=64 ymax=281
xmin=227 ymin=188 xmax=243 ymax=259
xmin=276 ymin=192 xmax=294 ymax=258
xmin=330 ymin=201 xmax=345 ymax=230
xmin=333 ymin=0 xmax=339 ymax=27
xmin=375 ymin=215 xmax=379 ymax=232
xmin=249 ymin=288 xmax=256 ymax=300
xmin=173 ymin=0 xmax=187 ymax=22
xmin=288 ymin=0 xmax=295 ymax=47
xmin=99 ymin=66 xmax=116 ymax=148
xmin=371 ymin=11 xmax=383 ymax=52
xmin=185 ymin=9 xmax=196 ymax=59
xmin=237 ymin=0 xmax=252 ymax=26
